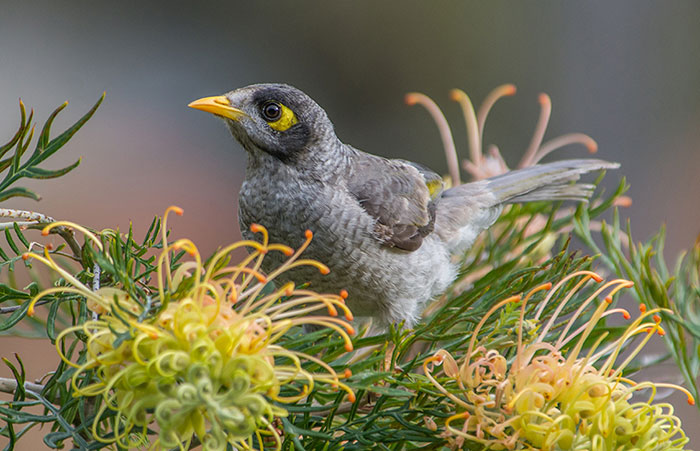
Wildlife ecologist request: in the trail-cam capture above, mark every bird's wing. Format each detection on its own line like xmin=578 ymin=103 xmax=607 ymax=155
xmin=347 ymin=154 xmax=443 ymax=251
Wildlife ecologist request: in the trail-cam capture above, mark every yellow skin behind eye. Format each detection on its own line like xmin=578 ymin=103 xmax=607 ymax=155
xmin=267 ymin=103 xmax=299 ymax=132
xmin=426 ymin=179 xmax=444 ymax=199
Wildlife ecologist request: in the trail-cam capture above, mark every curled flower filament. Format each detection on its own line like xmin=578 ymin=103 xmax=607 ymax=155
xmin=25 ymin=207 xmax=355 ymax=450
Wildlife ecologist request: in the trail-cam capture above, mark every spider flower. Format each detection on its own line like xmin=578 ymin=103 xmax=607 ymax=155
xmin=25 ymin=207 xmax=355 ymax=450
xmin=425 ymin=271 xmax=694 ymax=450
xmin=406 ymin=85 xmax=598 ymax=184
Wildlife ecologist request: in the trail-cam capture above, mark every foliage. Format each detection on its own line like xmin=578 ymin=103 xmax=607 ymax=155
xmin=0 ymin=92 xmax=697 ymax=451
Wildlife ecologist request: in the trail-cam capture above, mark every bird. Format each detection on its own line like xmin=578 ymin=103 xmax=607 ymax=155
xmin=188 ymin=83 xmax=618 ymax=329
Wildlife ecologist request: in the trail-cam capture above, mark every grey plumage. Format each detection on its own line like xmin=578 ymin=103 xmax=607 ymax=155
xmin=189 ymin=83 xmax=619 ymax=328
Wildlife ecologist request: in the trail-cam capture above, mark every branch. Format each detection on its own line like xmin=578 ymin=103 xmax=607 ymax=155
xmin=0 ymin=376 xmax=45 ymax=396
xmin=0 ymin=298 xmax=51 ymax=314
xmin=0 ymin=208 xmax=83 ymax=262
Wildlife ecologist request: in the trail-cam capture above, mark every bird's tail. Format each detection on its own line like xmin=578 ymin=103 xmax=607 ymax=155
xmin=434 ymin=159 xmax=619 ymax=253
xmin=484 ymin=159 xmax=619 ymax=204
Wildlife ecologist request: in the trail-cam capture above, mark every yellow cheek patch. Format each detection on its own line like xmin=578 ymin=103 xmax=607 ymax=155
xmin=267 ymin=104 xmax=299 ymax=132
xmin=426 ymin=179 xmax=444 ymax=199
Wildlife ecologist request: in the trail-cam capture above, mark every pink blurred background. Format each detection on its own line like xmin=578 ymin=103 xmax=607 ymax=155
xmin=2 ymin=1 xmax=699 ymax=448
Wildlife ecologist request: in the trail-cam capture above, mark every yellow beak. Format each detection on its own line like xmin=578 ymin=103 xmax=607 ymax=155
xmin=188 ymin=95 xmax=246 ymax=121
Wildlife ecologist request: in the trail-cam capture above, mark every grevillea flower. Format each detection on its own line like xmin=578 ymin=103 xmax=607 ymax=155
xmin=405 ymin=85 xmax=598 ymax=184
xmin=425 ymin=271 xmax=694 ymax=450
xmin=25 ymin=207 xmax=355 ymax=450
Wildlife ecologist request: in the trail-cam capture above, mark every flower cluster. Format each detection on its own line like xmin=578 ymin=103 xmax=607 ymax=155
xmin=406 ymin=84 xmax=598 ymax=184
xmin=26 ymin=207 xmax=355 ymax=450
xmin=425 ymin=271 xmax=694 ymax=450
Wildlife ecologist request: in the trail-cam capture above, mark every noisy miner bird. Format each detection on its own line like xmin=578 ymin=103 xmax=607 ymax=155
xmin=189 ymin=83 xmax=618 ymax=328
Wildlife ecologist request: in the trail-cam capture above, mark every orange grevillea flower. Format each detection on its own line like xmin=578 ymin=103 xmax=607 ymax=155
xmin=25 ymin=207 xmax=354 ymax=450
xmin=406 ymin=85 xmax=597 ymax=184
xmin=425 ymin=271 xmax=693 ymax=450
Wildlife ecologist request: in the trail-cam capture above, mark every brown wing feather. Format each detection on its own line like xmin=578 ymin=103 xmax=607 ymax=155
xmin=347 ymin=153 xmax=439 ymax=251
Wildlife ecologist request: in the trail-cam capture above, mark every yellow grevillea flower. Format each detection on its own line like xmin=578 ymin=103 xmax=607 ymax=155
xmin=425 ymin=271 xmax=694 ymax=451
xmin=25 ymin=207 xmax=355 ymax=450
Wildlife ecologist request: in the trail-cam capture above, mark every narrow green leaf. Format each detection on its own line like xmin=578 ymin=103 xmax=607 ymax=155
xmin=10 ymin=110 xmax=34 ymax=176
xmin=0 ymin=156 xmax=14 ymax=173
xmin=0 ymin=300 xmax=30 ymax=332
xmin=37 ymin=101 xmax=68 ymax=150
xmin=2 ymin=356 xmax=26 ymax=402
xmin=0 ymin=187 xmax=40 ymax=203
xmin=0 ymin=246 xmax=10 ymax=262
xmin=23 ymin=158 xmax=81 ymax=179
xmin=46 ymin=298 xmax=60 ymax=342
xmin=4 ymin=228 xmax=20 ymax=255
xmin=0 ymin=284 xmax=30 ymax=298
xmin=0 ymin=101 xmax=27 ymax=159
xmin=12 ymin=223 xmax=30 ymax=249
xmin=28 ymin=93 xmax=104 ymax=167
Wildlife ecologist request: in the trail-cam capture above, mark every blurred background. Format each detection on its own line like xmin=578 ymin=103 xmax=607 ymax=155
xmin=1 ymin=1 xmax=699 ymax=448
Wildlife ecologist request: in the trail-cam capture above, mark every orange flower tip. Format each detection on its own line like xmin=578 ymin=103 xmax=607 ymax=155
xmin=169 ymin=206 xmax=184 ymax=216
xmin=605 ymin=296 xmax=613 ymax=304
xmin=187 ymin=249 xmax=196 ymax=256
xmin=304 ymin=229 xmax=313 ymax=240
xmin=591 ymin=274 xmax=604 ymax=283
xmin=347 ymin=392 xmax=356 ymax=403
xmin=615 ymin=196 xmax=633 ymax=208
xmin=503 ymin=84 xmax=517 ymax=96
xmin=149 ymin=332 xmax=159 ymax=339
xmin=285 ymin=288 xmax=293 ymax=296
xmin=639 ymin=304 xmax=647 ymax=313
xmin=345 ymin=343 xmax=354 ymax=352
xmin=27 ymin=307 xmax=35 ymax=317
xmin=259 ymin=248 xmax=268 ymax=255
xmin=281 ymin=246 xmax=294 ymax=256
xmin=404 ymin=93 xmax=419 ymax=105
xmin=328 ymin=306 xmax=338 ymax=317
xmin=622 ymin=312 xmax=631 ymax=320
xmin=344 ymin=369 xmax=352 ymax=378
xmin=340 ymin=289 xmax=349 ymax=299
xmin=320 ymin=266 xmax=330 ymax=275
xmin=345 ymin=313 xmax=354 ymax=321
xmin=448 ymin=89 xmax=465 ymax=101
xmin=586 ymin=140 xmax=599 ymax=153
xmin=653 ymin=314 xmax=661 ymax=324
xmin=657 ymin=328 xmax=666 ymax=336
xmin=346 ymin=325 xmax=356 ymax=335
xmin=250 ymin=223 xmax=263 ymax=233
xmin=257 ymin=275 xmax=268 ymax=283
xmin=41 ymin=229 xmax=49 ymax=236
xmin=538 ymin=93 xmax=551 ymax=106
xmin=688 ymin=397 xmax=696 ymax=406
xmin=543 ymin=282 xmax=553 ymax=290
xmin=46 ymin=243 xmax=54 ymax=251
xmin=21 ymin=253 xmax=30 ymax=261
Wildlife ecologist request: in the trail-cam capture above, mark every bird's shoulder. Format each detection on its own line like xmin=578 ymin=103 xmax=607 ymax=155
xmin=344 ymin=149 xmax=443 ymax=251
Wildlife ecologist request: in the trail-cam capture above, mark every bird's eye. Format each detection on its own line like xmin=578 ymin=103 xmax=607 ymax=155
xmin=261 ymin=102 xmax=282 ymax=121
xmin=260 ymin=101 xmax=299 ymax=132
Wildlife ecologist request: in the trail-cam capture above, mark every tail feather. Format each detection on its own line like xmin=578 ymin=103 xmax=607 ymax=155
xmin=484 ymin=159 xmax=619 ymax=205
xmin=434 ymin=159 xmax=619 ymax=253
xmin=508 ymin=183 xmax=596 ymax=203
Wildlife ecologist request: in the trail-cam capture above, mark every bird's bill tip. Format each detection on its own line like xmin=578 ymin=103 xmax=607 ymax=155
xmin=188 ymin=95 xmax=246 ymax=121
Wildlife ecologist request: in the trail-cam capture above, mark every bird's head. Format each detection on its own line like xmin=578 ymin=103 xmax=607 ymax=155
xmin=189 ymin=83 xmax=336 ymax=163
